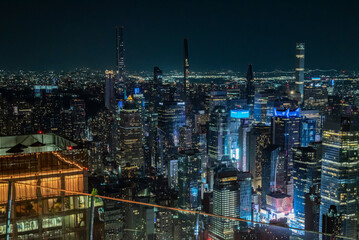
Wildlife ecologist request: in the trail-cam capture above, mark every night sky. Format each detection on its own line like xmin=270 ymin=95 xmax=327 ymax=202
xmin=0 ymin=0 xmax=358 ymax=72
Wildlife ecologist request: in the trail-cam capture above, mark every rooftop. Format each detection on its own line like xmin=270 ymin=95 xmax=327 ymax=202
xmin=0 ymin=133 xmax=76 ymax=156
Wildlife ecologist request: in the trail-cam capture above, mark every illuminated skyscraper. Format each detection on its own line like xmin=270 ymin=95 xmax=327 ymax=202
xmin=271 ymin=108 xmax=302 ymax=196
xmin=178 ymin=149 xmax=202 ymax=210
xmin=320 ymin=116 xmax=359 ymax=238
xmin=295 ymin=43 xmax=305 ymax=104
xmin=209 ymin=163 xmax=252 ymax=240
xmin=183 ymin=38 xmax=190 ymax=97
xmin=248 ymin=125 xmax=271 ymax=189
xmin=118 ymin=95 xmax=144 ymax=169
xmin=157 ymin=101 xmax=186 ymax=175
xmin=208 ymin=106 xmax=229 ymax=164
xmin=116 ymin=26 xmax=126 ymax=92
xmin=292 ymin=145 xmax=321 ymax=230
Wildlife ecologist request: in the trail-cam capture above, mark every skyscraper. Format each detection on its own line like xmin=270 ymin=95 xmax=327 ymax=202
xmin=118 ymin=95 xmax=144 ymax=169
xmin=71 ymin=98 xmax=86 ymax=142
xmin=248 ymin=125 xmax=271 ymax=189
xmin=271 ymin=108 xmax=302 ymax=196
xmin=209 ymin=163 xmax=252 ymax=240
xmin=105 ymin=70 xmax=115 ymax=110
xmin=183 ymin=38 xmax=190 ymax=97
xmin=245 ymin=64 xmax=255 ymax=109
xmin=320 ymin=116 xmax=359 ymax=238
xmin=292 ymin=145 xmax=321 ymax=230
xmin=295 ymin=43 xmax=305 ymax=104
xmin=178 ymin=149 xmax=202 ymax=210
xmin=116 ymin=26 xmax=126 ymax=94
xmin=208 ymin=106 xmax=229 ymax=164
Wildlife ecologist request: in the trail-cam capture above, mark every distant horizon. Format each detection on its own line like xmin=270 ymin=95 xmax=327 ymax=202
xmin=1 ymin=0 xmax=359 ymax=72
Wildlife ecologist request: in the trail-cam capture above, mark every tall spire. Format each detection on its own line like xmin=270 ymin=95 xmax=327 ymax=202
xmin=116 ymin=26 xmax=126 ymax=95
xmin=184 ymin=38 xmax=190 ymax=97
xmin=295 ymin=43 xmax=305 ymax=105
xmin=246 ymin=64 xmax=254 ymax=107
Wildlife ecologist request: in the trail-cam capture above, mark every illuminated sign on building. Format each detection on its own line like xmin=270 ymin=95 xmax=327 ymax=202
xmin=273 ymin=108 xmax=300 ymax=118
xmin=134 ymin=88 xmax=140 ymax=94
xmin=230 ymin=110 xmax=250 ymax=119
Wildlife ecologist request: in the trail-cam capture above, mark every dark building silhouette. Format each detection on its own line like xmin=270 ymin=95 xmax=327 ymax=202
xmin=246 ymin=64 xmax=255 ymax=108
xmin=116 ymin=26 xmax=126 ymax=94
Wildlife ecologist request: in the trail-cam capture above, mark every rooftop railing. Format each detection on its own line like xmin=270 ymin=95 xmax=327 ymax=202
xmin=0 ymin=180 xmax=356 ymax=240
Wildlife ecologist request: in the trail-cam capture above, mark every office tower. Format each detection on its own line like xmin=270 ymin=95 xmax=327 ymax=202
xmin=105 ymin=70 xmax=115 ymax=110
xmin=292 ymin=145 xmax=321 ymax=230
xmin=303 ymin=84 xmax=328 ymax=112
xmin=158 ymin=101 xmax=186 ymax=148
xmin=60 ymin=108 xmax=73 ymax=140
xmin=179 ymin=125 xmax=192 ymax=151
xmin=157 ymin=101 xmax=186 ymax=175
xmin=0 ymin=133 xmax=88 ymax=239
xmin=271 ymin=108 xmax=301 ymax=196
xmin=228 ymin=110 xmax=246 ymax=168
xmin=116 ymin=26 xmax=125 ymax=91
xmin=254 ymin=90 xmax=276 ymax=125
xmin=245 ymin=64 xmax=255 ymax=109
xmin=301 ymin=109 xmax=323 ymax=142
xmin=209 ymin=163 xmax=252 ymax=240
xmin=153 ymin=67 xmax=163 ymax=111
xmin=261 ymin=145 xmax=283 ymax=207
xmin=301 ymin=118 xmax=316 ymax=147
xmin=178 ymin=149 xmax=202 ymax=210
xmin=183 ymin=38 xmax=190 ymax=97
xmin=208 ymin=106 xmax=229 ymax=164
xmin=248 ymin=125 xmax=271 ymax=189
xmin=206 ymin=91 xmax=227 ymax=114
xmin=295 ymin=43 xmax=305 ymax=104
xmin=320 ymin=116 xmax=359 ymax=238
xmin=238 ymin=119 xmax=251 ymax=171
xmin=118 ymin=95 xmax=144 ymax=169
xmin=168 ymin=159 xmax=179 ymax=189
xmin=71 ymin=98 xmax=86 ymax=142
xmin=194 ymin=110 xmax=208 ymax=134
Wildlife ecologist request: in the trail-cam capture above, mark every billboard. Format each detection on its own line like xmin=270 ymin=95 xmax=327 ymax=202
xmin=230 ymin=109 xmax=250 ymax=119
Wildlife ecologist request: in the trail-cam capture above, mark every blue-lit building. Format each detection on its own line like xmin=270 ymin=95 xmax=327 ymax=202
xmin=178 ymin=149 xmax=202 ymax=210
xmin=254 ymin=90 xmax=276 ymax=125
xmin=228 ymin=109 xmax=250 ymax=169
xmin=158 ymin=101 xmax=186 ymax=148
xmin=208 ymin=106 xmax=229 ymax=164
xmin=319 ymin=116 xmax=359 ymax=238
xmin=292 ymin=145 xmax=321 ymax=230
xmin=301 ymin=118 xmax=316 ymax=147
xmin=271 ymin=107 xmax=302 ymax=196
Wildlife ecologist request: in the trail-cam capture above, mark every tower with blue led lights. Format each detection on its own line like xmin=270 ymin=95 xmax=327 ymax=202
xmin=271 ymin=108 xmax=302 ymax=196
xmin=208 ymin=106 xmax=229 ymax=164
xmin=292 ymin=144 xmax=321 ymax=230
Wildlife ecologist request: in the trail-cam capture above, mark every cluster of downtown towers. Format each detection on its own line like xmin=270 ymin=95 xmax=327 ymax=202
xmin=2 ymin=26 xmax=358 ymax=239
xmin=99 ymin=27 xmax=359 ymax=239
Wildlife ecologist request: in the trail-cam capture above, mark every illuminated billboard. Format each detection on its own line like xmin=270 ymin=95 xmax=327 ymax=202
xmin=230 ymin=110 xmax=250 ymax=119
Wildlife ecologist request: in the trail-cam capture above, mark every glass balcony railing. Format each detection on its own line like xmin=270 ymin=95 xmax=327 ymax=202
xmin=0 ymin=180 xmax=356 ymax=240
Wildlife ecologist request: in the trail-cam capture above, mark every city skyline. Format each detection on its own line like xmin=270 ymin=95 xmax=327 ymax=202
xmin=1 ymin=0 xmax=359 ymax=72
